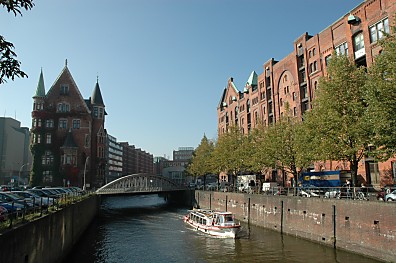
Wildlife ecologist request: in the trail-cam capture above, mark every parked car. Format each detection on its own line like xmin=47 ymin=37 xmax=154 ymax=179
xmin=385 ymin=190 xmax=396 ymax=202
xmin=27 ymin=189 xmax=59 ymax=199
xmin=0 ymin=192 xmax=34 ymax=208
xmin=0 ymin=206 xmax=8 ymax=221
xmin=12 ymin=191 xmax=54 ymax=207
xmin=324 ymin=188 xmax=341 ymax=198
xmin=0 ymin=202 xmax=24 ymax=216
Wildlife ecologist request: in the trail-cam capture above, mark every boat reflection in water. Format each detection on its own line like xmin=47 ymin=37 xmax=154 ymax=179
xmin=183 ymin=209 xmax=241 ymax=238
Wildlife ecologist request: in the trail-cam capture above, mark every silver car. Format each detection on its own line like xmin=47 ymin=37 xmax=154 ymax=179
xmin=385 ymin=190 xmax=396 ymax=202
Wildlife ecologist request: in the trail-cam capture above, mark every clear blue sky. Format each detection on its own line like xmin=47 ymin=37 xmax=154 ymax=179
xmin=0 ymin=0 xmax=363 ymax=158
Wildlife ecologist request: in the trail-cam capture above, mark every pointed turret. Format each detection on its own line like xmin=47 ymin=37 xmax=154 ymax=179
xmin=91 ymin=80 xmax=105 ymax=106
xmin=34 ymin=69 xmax=46 ymax=98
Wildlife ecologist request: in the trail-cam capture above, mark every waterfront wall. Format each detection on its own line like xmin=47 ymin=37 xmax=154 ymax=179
xmin=195 ymin=191 xmax=396 ymax=262
xmin=0 ymin=195 xmax=100 ymax=263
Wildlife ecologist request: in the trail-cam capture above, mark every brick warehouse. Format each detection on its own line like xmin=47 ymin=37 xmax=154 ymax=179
xmin=217 ymin=0 xmax=396 ymax=187
xmin=30 ymin=61 xmax=107 ymax=188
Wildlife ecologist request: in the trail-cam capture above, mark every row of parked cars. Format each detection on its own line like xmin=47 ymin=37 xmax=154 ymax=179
xmin=0 ymin=186 xmax=84 ymax=222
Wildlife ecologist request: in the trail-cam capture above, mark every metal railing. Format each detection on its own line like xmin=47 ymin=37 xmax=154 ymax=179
xmin=0 ymin=191 xmax=92 ymax=232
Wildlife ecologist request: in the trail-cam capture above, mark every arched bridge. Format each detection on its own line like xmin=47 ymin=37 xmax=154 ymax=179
xmin=96 ymin=173 xmax=187 ymax=195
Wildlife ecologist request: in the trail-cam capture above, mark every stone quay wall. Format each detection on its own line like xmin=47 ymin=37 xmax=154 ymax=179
xmin=0 ymin=195 xmax=100 ymax=263
xmin=195 ymin=191 xmax=395 ymax=262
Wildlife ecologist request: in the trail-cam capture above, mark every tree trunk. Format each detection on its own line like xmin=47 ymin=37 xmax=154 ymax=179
xmin=350 ymin=157 xmax=359 ymax=186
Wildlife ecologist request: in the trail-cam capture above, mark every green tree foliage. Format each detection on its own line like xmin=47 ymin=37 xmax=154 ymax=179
xmin=365 ymin=32 xmax=396 ymax=159
xmin=211 ymin=125 xmax=246 ymax=186
xmin=302 ymin=53 xmax=372 ymax=185
xmin=186 ymin=134 xmax=214 ymax=179
xmin=264 ymin=107 xmax=307 ymax=184
xmin=0 ymin=0 xmax=34 ymax=84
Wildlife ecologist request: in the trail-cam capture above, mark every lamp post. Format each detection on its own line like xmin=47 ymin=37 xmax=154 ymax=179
xmin=18 ymin=163 xmax=29 ymax=188
xmin=83 ymin=156 xmax=90 ymax=190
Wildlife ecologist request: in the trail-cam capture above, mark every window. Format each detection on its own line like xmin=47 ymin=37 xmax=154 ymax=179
xmin=72 ymin=119 xmax=81 ymax=129
xmin=99 ymin=108 xmax=104 ymax=119
xmin=93 ymin=107 xmax=98 ymax=117
xmin=57 ymin=103 xmax=70 ymax=112
xmin=62 ymin=153 xmax=77 ymax=165
xmin=325 ymin=55 xmax=331 ymax=66
xmin=293 ymin=107 xmax=297 ymax=116
xmin=292 ymin=92 xmax=296 ymax=101
xmin=313 ymin=48 xmax=316 ymax=56
xmin=46 ymin=133 xmax=51 ymax=144
xmin=370 ymin=18 xmax=389 ymax=43
xmin=301 ymin=70 xmax=306 ymax=82
xmin=45 ymin=119 xmax=54 ymax=128
xmin=34 ymin=102 xmax=43 ymax=110
xmin=37 ymin=119 xmax=42 ymax=127
xmin=36 ymin=134 xmax=41 ymax=144
xmin=280 ymin=98 xmax=283 ymax=107
xmin=43 ymin=171 xmax=53 ymax=183
xmin=42 ymin=151 xmax=53 ymax=165
xmin=353 ymin=33 xmax=365 ymax=59
xmin=59 ymin=119 xmax=67 ymax=129
xmin=335 ymin=42 xmax=348 ymax=56
xmin=60 ymin=84 xmax=69 ymax=95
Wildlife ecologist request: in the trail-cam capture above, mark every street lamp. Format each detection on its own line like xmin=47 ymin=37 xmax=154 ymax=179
xmin=83 ymin=156 xmax=90 ymax=190
xmin=18 ymin=163 xmax=29 ymax=188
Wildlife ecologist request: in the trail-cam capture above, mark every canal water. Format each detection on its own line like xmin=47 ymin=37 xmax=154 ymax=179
xmin=64 ymin=195 xmax=382 ymax=263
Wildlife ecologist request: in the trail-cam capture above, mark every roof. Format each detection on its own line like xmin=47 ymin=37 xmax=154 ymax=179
xmin=33 ymin=69 xmax=46 ymax=97
xmin=91 ymin=81 xmax=105 ymax=106
xmin=246 ymin=71 xmax=258 ymax=86
xmin=61 ymin=130 xmax=78 ymax=148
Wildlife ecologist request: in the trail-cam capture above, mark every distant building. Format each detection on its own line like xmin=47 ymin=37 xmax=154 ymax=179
xmin=30 ymin=63 xmax=107 ymax=188
xmin=120 ymin=142 xmax=153 ymax=175
xmin=106 ymin=134 xmax=123 ymax=183
xmin=173 ymin=147 xmax=194 ymax=161
xmin=0 ymin=117 xmax=31 ymax=185
xmin=161 ymin=147 xmax=194 ymax=185
xmin=153 ymin=156 xmax=168 ymax=176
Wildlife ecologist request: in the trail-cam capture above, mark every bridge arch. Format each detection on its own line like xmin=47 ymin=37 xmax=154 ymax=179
xmin=96 ymin=173 xmax=185 ymax=195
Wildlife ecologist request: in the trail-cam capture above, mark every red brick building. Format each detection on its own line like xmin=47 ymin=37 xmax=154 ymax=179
xmin=217 ymin=0 xmax=396 ymax=187
xmin=120 ymin=142 xmax=154 ymax=175
xmin=30 ymin=62 xmax=107 ymax=188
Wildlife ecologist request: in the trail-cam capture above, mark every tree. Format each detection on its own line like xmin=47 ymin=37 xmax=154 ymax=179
xmin=186 ymin=134 xmax=214 ymax=186
xmin=302 ymin=53 xmax=372 ymax=185
xmin=366 ymin=31 xmax=396 ymax=159
xmin=211 ymin=125 xmax=246 ymax=189
xmin=0 ymin=0 xmax=34 ymax=84
xmin=264 ymin=108 xmax=307 ymax=186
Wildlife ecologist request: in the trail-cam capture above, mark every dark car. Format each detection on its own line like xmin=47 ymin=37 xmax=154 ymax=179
xmin=0 ymin=205 xmax=8 ymax=221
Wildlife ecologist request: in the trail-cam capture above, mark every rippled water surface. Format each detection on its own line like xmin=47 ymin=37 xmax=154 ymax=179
xmin=64 ymin=195 xmax=382 ymax=263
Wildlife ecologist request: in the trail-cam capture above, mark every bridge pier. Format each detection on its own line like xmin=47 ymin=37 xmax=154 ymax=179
xmin=159 ymin=190 xmax=194 ymax=207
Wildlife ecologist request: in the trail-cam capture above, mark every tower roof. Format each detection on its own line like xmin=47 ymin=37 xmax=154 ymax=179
xmin=246 ymin=71 xmax=258 ymax=86
xmin=91 ymin=80 xmax=105 ymax=106
xmin=61 ymin=130 xmax=78 ymax=148
xmin=34 ymin=69 xmax=46 ymax=97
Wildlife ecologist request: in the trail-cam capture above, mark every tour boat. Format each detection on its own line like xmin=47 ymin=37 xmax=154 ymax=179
xmin=183 ymin=209 xmax=241 ymax=238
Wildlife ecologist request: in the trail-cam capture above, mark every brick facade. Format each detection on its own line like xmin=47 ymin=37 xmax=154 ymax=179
xmin=217 ymin=0 xmax=396 ymax=187
xmin=30 ymin=63 xmax=106 ymax=188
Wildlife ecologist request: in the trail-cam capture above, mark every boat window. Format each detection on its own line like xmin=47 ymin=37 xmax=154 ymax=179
xmin=219 ymin=216 xmax=224 ymax=224
xmin=203 ymin=219 xmax=206 ymax=225
xmin=225 ymin=215 xmax=234 ymax=222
